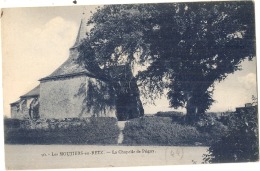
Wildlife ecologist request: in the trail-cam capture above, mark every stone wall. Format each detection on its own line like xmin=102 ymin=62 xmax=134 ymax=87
xmin=10 ymin=105 xmax=20 ymax=119
xmin=10 ymin=98 xmax=35 ymax=120
xmin=39 ymin=75 xmax=116 ymax=119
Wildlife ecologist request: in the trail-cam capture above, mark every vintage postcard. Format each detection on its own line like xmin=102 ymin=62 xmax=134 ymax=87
xmin=1 ymin=0 xmax=259 ymax=170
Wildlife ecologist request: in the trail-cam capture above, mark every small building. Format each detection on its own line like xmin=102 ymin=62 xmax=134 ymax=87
xmin=10 ymin=16 xmax=144 ymax=121
xmin=235 ymin=103 xmax=257 ymax=114
xmin=10 ymin=85 xmax=40 ymax=120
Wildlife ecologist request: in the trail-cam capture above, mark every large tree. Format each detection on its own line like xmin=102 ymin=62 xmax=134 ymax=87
xmin=78 ymin=2 xmax=255 ymax=122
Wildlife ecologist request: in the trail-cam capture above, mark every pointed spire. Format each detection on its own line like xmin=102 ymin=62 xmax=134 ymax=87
xmin=40 ymin=9 xmax=94 ymax=81
xmin=39 ymin=11 xmax=92 ymax=81
xmin=72 ymin=11 xmax=89 ymax=48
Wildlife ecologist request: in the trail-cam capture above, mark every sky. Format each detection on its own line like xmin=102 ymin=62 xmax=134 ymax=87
xmin=1 ymin=5 xmax=257 ymax=117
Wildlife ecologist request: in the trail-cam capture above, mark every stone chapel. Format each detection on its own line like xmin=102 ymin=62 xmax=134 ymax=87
xmin=10 ymin=16 xmax=144 ymax=121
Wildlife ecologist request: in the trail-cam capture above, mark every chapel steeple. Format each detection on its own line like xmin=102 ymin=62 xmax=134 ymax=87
xmin=72 ymin=12 xmax=89 ymax=48
xmin=39 ymin=13 xmax=92 ymax=82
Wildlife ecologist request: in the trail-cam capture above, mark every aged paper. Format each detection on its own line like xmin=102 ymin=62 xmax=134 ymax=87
xmin=1 ymin=0 xmax=259 ymax=171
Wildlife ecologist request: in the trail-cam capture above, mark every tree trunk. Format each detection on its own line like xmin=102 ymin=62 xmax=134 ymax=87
xmin=114 ymin=66 xmax=144 ymax=121
xmin=108 ymin=64 xmax=144 ymax=121
xmin=116 ymin=91 xmax=144 ymax=121
xmin=185 ymin=95 xmax=200 ymax=124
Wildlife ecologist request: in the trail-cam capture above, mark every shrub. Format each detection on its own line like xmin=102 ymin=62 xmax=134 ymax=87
xmin=4 ymin=117 xmax=120 ymax=145
xmin=203 ymin=106 xmax=259 ymax=163
xmin=155 ymin=111 xmax=185 ymax=123
xmin=122 ymin=117 xmax=203 ymax=145
xmin=218 ymin=111 xmax=233 ymax=125
xmin=4 ymin=118 xmax=22 ymax=129
xmin=195 ymin=114 xmax=229 ymax=145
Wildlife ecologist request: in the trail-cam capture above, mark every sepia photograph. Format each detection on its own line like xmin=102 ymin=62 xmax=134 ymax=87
xmin=1 ymin=0 xmax=259 ymax=170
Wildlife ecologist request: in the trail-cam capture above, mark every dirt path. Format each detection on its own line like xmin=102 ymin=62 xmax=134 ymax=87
xmin=117 ymin=121 xmax=127 ymax=144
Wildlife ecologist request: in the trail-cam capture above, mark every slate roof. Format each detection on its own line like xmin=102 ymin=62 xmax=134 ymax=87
xmin=10 ymin=99 xmax=20 ymax=105
xmin=39 ymin=56 xmax=92 ymax=81
xmin=20 ymin=85 xmax=40 ymax=98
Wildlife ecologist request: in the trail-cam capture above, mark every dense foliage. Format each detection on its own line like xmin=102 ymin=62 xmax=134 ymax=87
xmin=4 ymin=117 xmax=120 ymax=144
xmin=203 ymin=107 xmax=259 ymax=163
xmin=5 ymin=114 xmax=231 ymax=146
xmin=195 ymin=114 xmax=229 ymax=144
xmin=78 ymin=2 xmax=255 ymax=122
xmin=123 ymin=117 xmax=204 ymax=145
